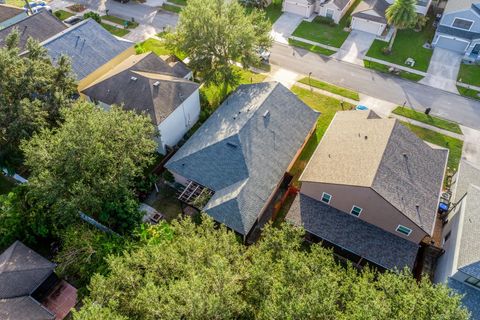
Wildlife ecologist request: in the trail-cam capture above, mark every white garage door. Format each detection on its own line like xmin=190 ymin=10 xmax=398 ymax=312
xmin=284 ymin=1 xmax=308 ymax=17
xmin=352 ymin=17 xmax=384 ymax=35
xmin=435 ymin=36 xmax=469 ymax=53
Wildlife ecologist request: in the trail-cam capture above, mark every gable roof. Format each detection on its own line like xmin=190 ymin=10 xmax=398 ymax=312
xmin=0 ymin=10 xmax=66 ymax=52
xmin=81 ymin=52 xmax=199 ymax=126
xmin=166 ymin=82 xmax=319 ymax=235
xmin=0 ymin=241 xmax=56 ymax=299
xmin=41 ymin=18 xmax=133 ymax=80
xmin=300 ymin=111 xmax=448 ymax=235
xmin=0 ymin=296 xmax=55 ymax=320
xmin=352 ymin=0 xmax=389 ymax=24
xmin=0 ymin=4 xmax=24 ymax=23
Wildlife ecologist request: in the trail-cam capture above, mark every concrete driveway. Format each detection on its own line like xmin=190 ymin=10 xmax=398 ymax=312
xmin=270 ymin=13 xmax=303 ymax=44
xmin=333 ymin=31 xmax=376 ymax=65
xmin=419 ymin=48 xmax=462 ymax=94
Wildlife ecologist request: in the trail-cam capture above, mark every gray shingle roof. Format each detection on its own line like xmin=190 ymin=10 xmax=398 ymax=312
xmin=0 ymin=241 xmax=55 ymax=299
xmin=286 ymin=194 xmax=419 ymax=270
xmin=41 ymin=19 xmax=133 ymax=80
xmin=333 ymin=0 xmax=352 ymax=10
xmin=166 ymin=82 xmax=319 ymax=235
xmin=0 ymin=297 xmax=55 ymax=320
xmin=81 ymin=52 xmax=199 ymax=126
xmin=436 ymin=25 xmax=480 ymax=41
xmin=448 ymin=278 xmax=480 ymax=320
xmin=0 ymin=4 xmax=24 ymax=23
xmin=0 ymin=10 xmax=66 ymax=52
xmin=352 ymin=0 xmax=389 ymax=24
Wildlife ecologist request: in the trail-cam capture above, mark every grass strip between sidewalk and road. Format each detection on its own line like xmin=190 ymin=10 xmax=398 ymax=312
xmin=364 ymin=60 xmax=424 ymax=82
xmin=101 ymin=15 xmax=139 ymax=28
xmin=288 ymin=39 xmax=336 ymax=56
xmin=298 ymin=77 xmax=360 ymax=101
xmin=392 ymin=107 xmax=462 ymax=134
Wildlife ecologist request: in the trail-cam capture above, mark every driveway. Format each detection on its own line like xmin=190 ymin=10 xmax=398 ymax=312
xmin=419 ymin=48 xmax=462 ymax=94
xmin=270 ymin=13 xmax=303 ymax=44
xmin=333 ymin=31 xmax=376 ymax=65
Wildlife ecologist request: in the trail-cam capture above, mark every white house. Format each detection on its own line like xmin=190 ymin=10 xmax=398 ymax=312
xmin=282 ymin=0 xmax=355 ymax=22
xmin=82 ymin=52 xmax=200 ymax=154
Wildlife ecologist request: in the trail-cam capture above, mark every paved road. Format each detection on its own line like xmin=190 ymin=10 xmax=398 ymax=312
xmin=270 ymin=43 xmax=480 ymax=130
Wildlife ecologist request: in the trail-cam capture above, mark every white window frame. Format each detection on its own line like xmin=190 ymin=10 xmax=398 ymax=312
xmin=350 ymin=205 xmax=362 ymax=217
xmin=321 ymin=192 xmax=332 ymax=204
xmin=396 ymin=225 xmax=412 ymax=236
xmin=451 ymin=17 xmax=474 ymax=31
xmin=326 ymin=8 xmax=334 ymax=18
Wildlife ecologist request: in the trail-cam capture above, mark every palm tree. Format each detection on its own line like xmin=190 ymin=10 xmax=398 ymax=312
xmin=385 ymin=0 xmax=418 ymax=53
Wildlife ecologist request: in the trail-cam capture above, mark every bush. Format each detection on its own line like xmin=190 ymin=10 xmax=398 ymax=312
xmin=313 ymin=15 xmax=336 ymax=26
xmin=83 ymin=12 xmax=101 ymax=24
xmin=163 ymin=170 xmax=175 ymax=183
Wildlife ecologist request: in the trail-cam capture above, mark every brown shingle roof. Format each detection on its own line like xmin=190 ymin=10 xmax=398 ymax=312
xmin=0 ymin=4 xmax=24 ymax=23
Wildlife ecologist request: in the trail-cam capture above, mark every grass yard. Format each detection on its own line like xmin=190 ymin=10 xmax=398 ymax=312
xmin=292 ymin=21 xmax=350 ymax=48
xmin=364 ymin=60 xmax=424 ymax=82
xmin=288 ymin=86 xmax=355 ymax=186
xmin=0 ymin=175 xmax=15 ymax=195
xmin=135 ymin=38 xmax=187 ymax=60
xmin=298 ymin=77 xmax=360 ymax=100
xmin=244 ymin=2 xmax=283 ymax=24
xmin=5 ymin=0 xmax=24 ymax=7
xmin=100 ymin=23 xmax=130 ymax=37
xmin=169 ymin=0 xmax=187 ymax=5
xmin=101 ymin=15 xmax=139 ymax=28
xmin=54 ymin=10 xmax=74 ymax=21
xmin=401 ymin=122 xmax=463 ymax=181
xmin=162 ymin=3 xmax=182 ymax=13
xmin=147 ymin=186 xmax=183 ymax=221
xmin=457 ymin=86 xmax=480 ymax=101
xmin=457 ymin=63 xmax=480 ymax=87
xmin=288 ymin=39 xmax=336 ymax=56
xmin=392 ymin=107 xmax=462 ymax=134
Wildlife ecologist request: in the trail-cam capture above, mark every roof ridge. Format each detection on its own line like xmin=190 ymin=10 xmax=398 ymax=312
xmin=370 ymin=119 xmax=399 ymax=187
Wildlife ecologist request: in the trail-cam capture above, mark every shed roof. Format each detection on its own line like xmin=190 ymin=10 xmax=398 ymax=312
xmin=301 ymin=111 xmax=447 ymax=235
xmin=41 ymin=19 xmax=133 ymax=80
xmin=166 ymin=82 xmax=319 ymax=235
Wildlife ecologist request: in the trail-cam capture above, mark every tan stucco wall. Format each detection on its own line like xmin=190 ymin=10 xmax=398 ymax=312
xmin=300 ymin=182 xmax=428 ymax=243
xmin=77 ymin=46 xmax=136 ymax=93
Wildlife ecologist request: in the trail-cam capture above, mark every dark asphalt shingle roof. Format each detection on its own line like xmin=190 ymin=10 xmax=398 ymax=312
xmin=448 ymin=278 xmax=480 ymax=320
xmin=0 ymin=10 xmax=66 ymax=52
xmin=81 ymin=52 xmax=199 ymax=126
xmin=0 ymin=241 xmax=55 ymax=299
xmin=287 ymin=194 xmax=419 ymax=270
xmin=333 ymin=0 xmax=352 ymax=10
xmin=166 ymin=82 xmax=319 ymax=235
xmin=0 ymin=296 xmax=55 ymax=320
xmin=0 ymin=4 xmax=24 ymax=23
xmin=352 ymin=0 xmax=389 ymax=24
xmin=437 ymin=24 xmax=480 ymax=40
xmin=42 ymin=19 xmax=133 ymax=80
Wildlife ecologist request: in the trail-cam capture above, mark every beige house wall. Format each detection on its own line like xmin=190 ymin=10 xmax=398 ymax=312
xmin=300 ymin=182 xmax=428 ymax=243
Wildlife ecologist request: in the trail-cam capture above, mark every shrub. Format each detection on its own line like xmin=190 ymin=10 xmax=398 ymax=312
xmin=163 ymin=170 xmax=175 ymax=183
xmin=83 ymin=12 xmax=101 ymax=24
xmin=313 ymin=15 xmax=336 ymax=26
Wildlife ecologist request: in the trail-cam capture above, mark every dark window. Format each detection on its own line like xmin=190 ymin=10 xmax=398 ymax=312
xmin=444 ymin=231 xmax=451 ymax=244
xmin=350 ymin=206 xmax=362 ymax=217
xmin=465 ymin=276 xmax=480 ymax=288
xmin=452 ymin=18 xmax=473 ymax=30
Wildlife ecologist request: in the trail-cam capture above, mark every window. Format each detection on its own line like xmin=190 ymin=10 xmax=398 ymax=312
xmin=465 ymin=277 xmax=480 ymax=289
xmin=396 ymin=225 xmax=412 ymax=236
xmin=321 ymin=192 xmax=332 ymax=204
xmin=350 ymin=205 xmax=362 ymax=217
xmin=452 ymin=18 xmax=473 ymax=30
xmin=326 ymin=9 xmax=334 ymax=18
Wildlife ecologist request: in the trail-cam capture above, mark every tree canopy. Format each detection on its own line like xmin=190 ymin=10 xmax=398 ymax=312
xmin=21 ymin=101 xmax=158 ymax=232
xmin=385 ymin=0 xmax=418 ymax=51
xmin=166 ymin=0 xmax=272 ymax=93
xmin=73 ymin=217 xmax=469 ymax=320
xmin=0 ymin=31 xmax=77 ymax=169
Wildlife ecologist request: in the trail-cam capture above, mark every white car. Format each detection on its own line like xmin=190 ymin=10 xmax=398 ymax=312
xmin=24 ymin=1 xmax=52 ymax=13
xmin=257 ymin=48 xmax=271 ymax=62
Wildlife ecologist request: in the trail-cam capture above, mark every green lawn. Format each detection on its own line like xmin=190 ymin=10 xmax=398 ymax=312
xmin=457 ymin=63 xmax=480 ymax=87
xmin=363 ymin=60 xmax=424 ymax=82
xmin=162 ymin=3 xmax=182 ymax=13
xmin=0 ymin=175 xmax=15 ymax=195
xmin=292 ymin=21 xmax=350 ymax=48
xmin=147 ymin=185 xmax=183 ymax=221
xmin=169 ymin=0 xmax=187 ymax=5
xmin=54 ymin=10 xmax=75 ymax=21
xmin=288 ymin=39 xmax=336 ymax=56
xmin=5 ymin=0 xmax=24 ymax=7
xmin=264 ymin=3 xmax=283 ymax=24
xmin=100 ymin=23 xmax=130 ymax=37
xmin=401 ymin=122 xmax=463 ymax=180
xmin=457 ymin=86 xmax=480 ymax=101
xmin=298 ymin=77 xmax=360 ymax=101
xmin=288 ymin=86 xmax=355 ymax=186
xmin=101 ymin=15 xmax=139 ymax=28
xmin=392 ymin=107 xmax=462 ymax=134
xmin=135 ymin=38 xmax=187 ymax=60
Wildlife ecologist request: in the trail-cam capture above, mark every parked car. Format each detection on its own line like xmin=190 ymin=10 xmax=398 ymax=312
xmin=24 ymin=1 xmax=52 ymax=13
xmin=64 ymin=15 xmax=83 ymax=26
xmin=256 ymin=48 xmax=271 ymax=62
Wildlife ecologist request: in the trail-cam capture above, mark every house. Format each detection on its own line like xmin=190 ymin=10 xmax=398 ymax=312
xmin=432 ymin=0 xmax=480 ymax=61
xmin=351 ymin=0 xmax=389 ymax=35
xmin=82 ymin=52 xmax=200 ymax=154
xmin=0 ymin=241 xmax=77 ymax=320
xmin=282 ymin=0 xmax=356 ymax=22
xmin=434 ymin=160 xmax=480 ymax=319
xmin=0 ymin=4 xmax=28 ymax=30
xmin=39 ymin=19 xmax=135 ymax=92
xmin=0 ymin=10 xmax=66 ymax=51
xmin=286 ymin=111 xmax=448 ymax=271
xmin=165 ymin=82 xmax=319 ymax=239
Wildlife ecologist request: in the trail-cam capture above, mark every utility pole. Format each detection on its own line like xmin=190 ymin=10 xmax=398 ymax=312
xmin=24 ymin=0 xmax=33 ymax=15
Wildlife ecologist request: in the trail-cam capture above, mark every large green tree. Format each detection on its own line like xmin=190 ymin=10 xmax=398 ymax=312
xmin=0 ymin=31 xmax=77 ymax=168
xmin=73 ymin=218 xmax=469 ymax=320
xmin=166 ymin=0 xmax=271 ymax=95
xmin=21 ymin=102 xmax=157 ymax=232
xmin=385 ymin=0 xmax=418 ymax=52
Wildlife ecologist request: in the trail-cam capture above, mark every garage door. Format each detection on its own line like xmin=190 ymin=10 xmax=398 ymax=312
xmin=435 ymin=36 xmax=469 ymax=53
xmin=351 ymin=17 xmax=384 ymax=35
xmin=284 ymin=1 xmax=308 ymax=17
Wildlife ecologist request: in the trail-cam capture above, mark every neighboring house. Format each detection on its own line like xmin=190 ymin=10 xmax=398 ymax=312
xmin=434 ymin=160 xmax=480 ymax=319
xmin=165 ymin=82 xmax=319 ymax=240
xmin=0 ymin=241 xmax=77 ymax=320
xmin=39 ymin=19 xmax=135 ymax=92
xmin=0 ymin=10 xmax=66 ymax=51
xmin=432 ymin=0 xmax=480 ymax=60
xmin=82 ymin=52 xmax=200 ymax=154
xmin=0 ymin=4 xmax=28 ymax=30
xmin=283 ymin=0 xmax=355 ymax=22
xmin=286 ymin=111 xmax=448 ymax=271
xmin=351 ymin=0 xmax=389 ymax=35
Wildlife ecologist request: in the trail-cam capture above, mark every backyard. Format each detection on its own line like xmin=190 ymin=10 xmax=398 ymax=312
xmin=145 ymin=184 xmax=183 ymax=221
xmin=135 ymin=38 xmax=187 ymax=60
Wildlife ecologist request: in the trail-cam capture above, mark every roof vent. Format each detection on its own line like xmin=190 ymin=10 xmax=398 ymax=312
xmin=403 ymin=153 xmax=408 ymax=158
xmin=364 ymin=135 xmax=368 ymax=140
xmin=131 ymin=76 xmax=138 ymax=81
xmin=263 ymin=110 xmax=270 ymax=118
xmin=153 ymin=81 xmax=160 ymax=87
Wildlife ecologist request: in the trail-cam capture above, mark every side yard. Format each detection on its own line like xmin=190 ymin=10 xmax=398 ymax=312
xmin=457 ymin=63 xmax=480 ymax=100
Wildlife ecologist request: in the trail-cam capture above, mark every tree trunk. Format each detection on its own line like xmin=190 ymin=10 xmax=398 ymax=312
xmin=388 ymin=27 xmax=397 ymax=53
